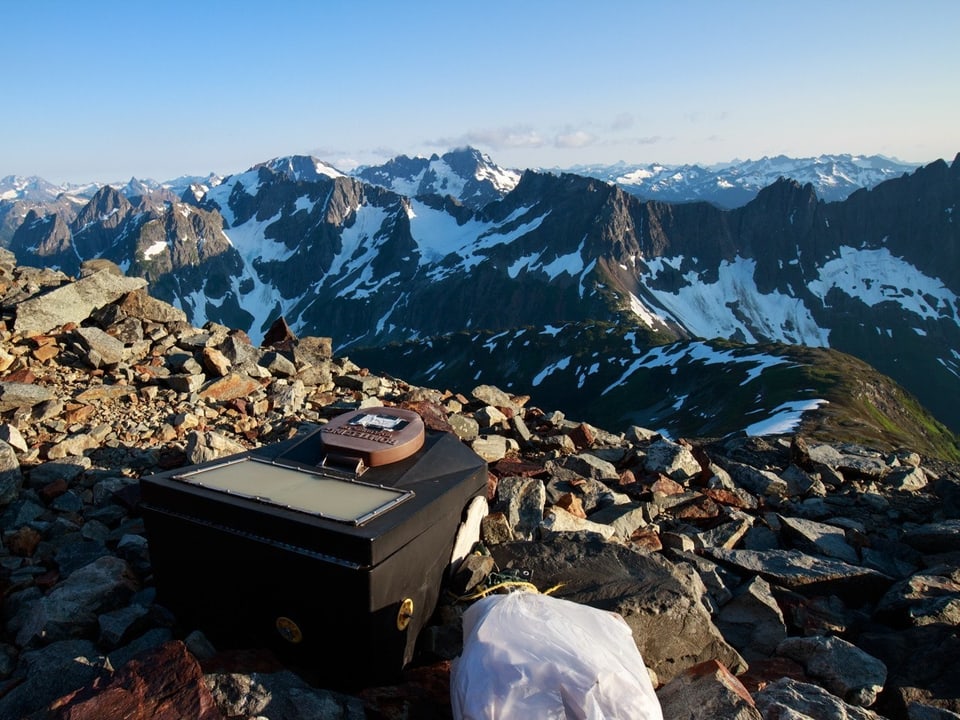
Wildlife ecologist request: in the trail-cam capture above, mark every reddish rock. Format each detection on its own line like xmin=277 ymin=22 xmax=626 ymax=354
xmin=75 ymin=385 xmax=134 ymax=402
xmin=489 ymin=458 xmax=547 ymax=479
xmin=690 ymin=444 xmax=714 ymax=484
xmin=47 ymin=641 xmax=222 ymax=720
xmin=704 ymin=487 xmax=751 ymax=509
xmin=35 ymin=569 xmax=60 ymax=591
xmin=6 ymin=526 xmax=42 ymax=556
xmin=650 ymin=475 xmax=685 ymax=496
xmin=568 ymin=422 xmax=595 ymax=449
xmin=116 ymin=291 xmax=188 ymax=325
xmin=201 ymin=347 xmax=232 ymax=377
xmin=555 ymin=492 xmax=587 ymax=519
xmin=675 ymin=496 xmax=721 ymax=521
xmin=618 ymin=468 xmax=638 ymax=487
xmin=64 ymin=404 xmax=95 ymax=424
xmin=198 ymin=373 xmax=261 ymax=402
xmin=631 ymin=528 xmax=663 ymax=552
xmin=486 ymin=471 xmax=498 ymax=501
xmin=132 ymin=365 xmax=166 ymax=383
xmin=5 ymin=368 xmax=36 ymax=383
xmin=657 ymin=659 xmax=759 ymax=719
xmin=32 ymin=344 xmax=60 ymax=363
xmin=262 ymin=316 xmax=297 ymax=349
xmin=496 ymin=404 xmax=515 ymax=420
xmin=402 ymin=400 xmax=454 ymax=433
xmin=200 ymin=646 xmax=286 ymax=675
xmin=511 ymin=394 xmax=531 ymax=409
xmin=225 ymin=398 xmax=248 ymax=416
xmin=39 ymin=478 xmax=69 ymax=503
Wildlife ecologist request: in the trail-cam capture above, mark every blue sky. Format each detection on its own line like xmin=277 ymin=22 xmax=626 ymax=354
xmin=4 ymin=1 xmax=958 ymax=184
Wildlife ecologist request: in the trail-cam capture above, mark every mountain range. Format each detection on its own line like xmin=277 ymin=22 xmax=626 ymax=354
xmin=2 ymin=147 xmax=957 ymax=454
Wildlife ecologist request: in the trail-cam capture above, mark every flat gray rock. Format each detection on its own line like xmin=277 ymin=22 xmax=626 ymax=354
xmin=902 ymin=520 xmax=960 ymax=553
xmin=780 ymin=514 xmax=860 ymax=563
xmin=704 ymin=547 xmax=892 ymax=599
xmin=13 ymin=269 xmax=147 ymax=334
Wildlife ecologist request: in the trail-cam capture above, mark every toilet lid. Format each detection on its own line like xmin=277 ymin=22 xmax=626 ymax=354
xmin=320 ymin=406 xmax=425 ymax=467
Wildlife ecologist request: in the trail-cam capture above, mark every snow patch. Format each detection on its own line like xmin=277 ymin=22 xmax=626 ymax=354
xmin=745 ymin=399 xmax=828 ymax=436
xmin=142 ymin=240 xmax=168 ymax=259
xmin=628 ymin=292 xmax=669 ymax=329
xmin=644 ymin=256 xmax=828 ymax=346
xmin=602 ymin=341 xmax=791 ymax=395
xmin=808 ymin=246 xmax=958 ymax=320
xmin=508 ymin=240 xmax=584 ymax=279
xmin=532 ymin=356 xmax=572 ymax=386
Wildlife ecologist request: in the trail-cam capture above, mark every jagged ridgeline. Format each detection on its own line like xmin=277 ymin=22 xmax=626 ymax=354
xmin=4 ymin=149 xmax=960 ymax=450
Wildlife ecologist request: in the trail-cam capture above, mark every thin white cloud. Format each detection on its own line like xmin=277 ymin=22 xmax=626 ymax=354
xmin=431 ymin=126 xmax=545 ymax=150
xmin=555 ymin=130 xmax=595 ymax=148
xmin=627 ymin=136 xmax=664 ymax=146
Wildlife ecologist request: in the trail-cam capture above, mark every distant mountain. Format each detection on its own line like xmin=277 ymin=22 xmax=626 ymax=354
xmin=4 ymin=149 xmax=958 ymax=446
xmin=0 ymin=175 xmax=68 ymax=203
xmin=355 ymin=147 xmax=521 ymax=209
xmin=563 ymin=154 xmax=920 ymax=208
xmin=257 ymin=156 xmax=344 ymax=183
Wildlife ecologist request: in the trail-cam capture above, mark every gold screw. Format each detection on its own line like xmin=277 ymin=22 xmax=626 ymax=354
xmin=396 ymin=598 xmax=415 ymax=630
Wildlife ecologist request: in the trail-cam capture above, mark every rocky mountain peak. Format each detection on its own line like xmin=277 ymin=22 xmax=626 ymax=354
xmin=257 ymin=155 xmax=345 ymax=183
xmin=0 ymin=175 xmax=63 ymax=203
xmin=356 ymin=146 xmax=519 ymax=210
xmin=751 ymin=176 xmax=817 ymax=208
xmin=72 ymin=185 xmax=133 ymax=233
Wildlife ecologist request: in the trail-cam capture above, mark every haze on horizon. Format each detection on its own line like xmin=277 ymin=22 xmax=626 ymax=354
xmin=3 ymin=0 xmax=958 ymax=185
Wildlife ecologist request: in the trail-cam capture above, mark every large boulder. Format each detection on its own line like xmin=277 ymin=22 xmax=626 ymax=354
xmin=13 ymin=269 xmax=147 ymax=334
xmin=491 ymin=534 xmax=746 ymax=683
xmin=42 ymin=641 xmax=222 ymax=720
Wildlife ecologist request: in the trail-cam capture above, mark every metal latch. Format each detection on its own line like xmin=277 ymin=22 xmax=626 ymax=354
xmin=320 ymin=452 xmax=368 ymax=478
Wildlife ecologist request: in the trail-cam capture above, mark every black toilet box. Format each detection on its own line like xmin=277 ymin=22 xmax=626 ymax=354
xmin=139 ymin=407 xmax=488 ymax=684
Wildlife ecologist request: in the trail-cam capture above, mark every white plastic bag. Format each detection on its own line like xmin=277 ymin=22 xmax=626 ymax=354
xmin=450 ymin=592 xmax=663 ymax=720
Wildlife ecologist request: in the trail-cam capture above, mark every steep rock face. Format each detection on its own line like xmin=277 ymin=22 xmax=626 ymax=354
xmin=71 ymin=186 xmax=135 ymax=261
xmin=2 ymin=197 xmax=81 ymax=249
xmin=831 ymin=156 xmax=960 ymax=291
xmin=9 ymin=211 xmax=75 ymax=267
xmin=119 ymin=204 xmax=245 ymax=328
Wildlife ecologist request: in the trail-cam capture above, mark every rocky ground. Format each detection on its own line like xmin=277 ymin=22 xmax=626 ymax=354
xmin=0 ymin=251 xmax=958 ymax=719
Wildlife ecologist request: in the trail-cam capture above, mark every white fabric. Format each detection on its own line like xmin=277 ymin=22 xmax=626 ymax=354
xmin=451 ymin=592 xmax=663 ymax=720
xmin=449 ymin=496 xmax=489 ymax=574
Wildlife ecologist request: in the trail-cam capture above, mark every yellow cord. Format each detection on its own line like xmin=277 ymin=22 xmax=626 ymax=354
xmin=456 ymin=580 xmax=565 ymax=602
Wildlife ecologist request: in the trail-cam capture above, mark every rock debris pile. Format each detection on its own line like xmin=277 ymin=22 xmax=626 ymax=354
xmin=0 ymin=251 xmax=958 ymax=719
